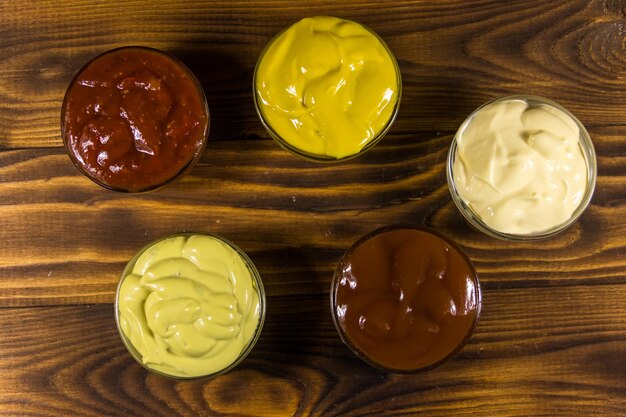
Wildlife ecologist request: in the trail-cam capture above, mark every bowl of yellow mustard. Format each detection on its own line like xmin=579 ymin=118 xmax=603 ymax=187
xmin=115 ymin=233 xmax=265 ymax=379
xmin=254 ymin=16 xmax=402 ymax=162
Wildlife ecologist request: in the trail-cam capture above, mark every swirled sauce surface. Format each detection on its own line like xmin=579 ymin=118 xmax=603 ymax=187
xmin=255 ymin=16 xmax=400 ymax=159
xmin=333 ymin=228 xmax=480 ymax=371
xmin=452 ymin=99 xmax=588 ymax=234
xmin=62 ymin=47 xmax=208 ymax=192
xmin=117 ymin=235 xmax=261 ymax=378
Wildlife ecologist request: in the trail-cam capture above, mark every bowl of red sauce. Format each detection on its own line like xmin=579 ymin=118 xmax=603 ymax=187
xmin=331 ymin=225 xmax=481 ymax=373
xmin=61 ymin=46 xmax=209 ymax=192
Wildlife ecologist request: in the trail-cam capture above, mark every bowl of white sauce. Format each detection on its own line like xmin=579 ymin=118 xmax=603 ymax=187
xmin=447 ymin=95 xmax=597 ymax=240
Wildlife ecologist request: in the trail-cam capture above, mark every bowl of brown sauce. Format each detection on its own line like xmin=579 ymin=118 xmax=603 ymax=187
xmin=330 ymin=225 xmax=481 ymax=373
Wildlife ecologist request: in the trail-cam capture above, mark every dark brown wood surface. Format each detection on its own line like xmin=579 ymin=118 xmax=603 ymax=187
xmin=1 ymin=0 xmax=625 ymax=415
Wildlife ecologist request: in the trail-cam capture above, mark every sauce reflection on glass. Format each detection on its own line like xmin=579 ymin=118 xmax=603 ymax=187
xmin=331 ymin=226 xmax=481 ymax=372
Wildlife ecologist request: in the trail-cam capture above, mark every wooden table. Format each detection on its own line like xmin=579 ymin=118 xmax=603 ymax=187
xmin=2 ymin=1 xmax=625 ymax=416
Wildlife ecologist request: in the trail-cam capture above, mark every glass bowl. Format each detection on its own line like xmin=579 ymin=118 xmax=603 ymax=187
xmin=253 ymin=16 xmax=402 ymax=163
xmin=330 ymin=225 xmax=481 ymax=373
xmin=61 ymin=46 xmax=210 ymax=192
xmin=447 ymin=94 xmax=597 ymax=240
xmin=115 ymin=232 xmax=265 ymax=380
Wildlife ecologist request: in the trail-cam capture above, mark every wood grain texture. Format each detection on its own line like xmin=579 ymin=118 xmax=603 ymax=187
xmin=0 ymin=0 xmax=625 ymax=148
xmin=1 ymin=0 xmax=625 ymax=415
xmin=2 ymin=284 xmax=626 ymax=417
xmin=1 ymin=128 xmax=626 ymax=306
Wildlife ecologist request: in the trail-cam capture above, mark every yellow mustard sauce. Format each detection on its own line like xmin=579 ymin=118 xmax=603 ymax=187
xmin=255 ymin=16 xmax=400 ymax=159
xmin=116 ymin=234 xmax=262 ymax=378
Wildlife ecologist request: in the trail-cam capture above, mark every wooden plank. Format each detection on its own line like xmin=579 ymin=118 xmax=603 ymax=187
xmin=0 ymin=0 xmax=624 ymax=148
xmin=1 ymin=284 xmax=626 ymax=416
xmin=0 ymin=129 xmax=625 ymax=306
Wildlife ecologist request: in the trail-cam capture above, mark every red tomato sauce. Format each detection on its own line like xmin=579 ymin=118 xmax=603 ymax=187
xmin=332 ymin=227 xmax=481 ymax=371
xmin=62 ymin=47 xmax=209 ymax=192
